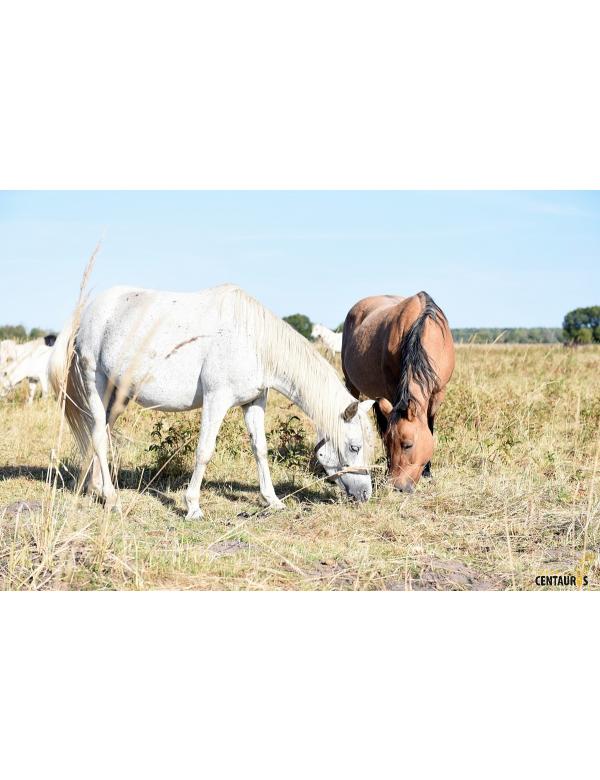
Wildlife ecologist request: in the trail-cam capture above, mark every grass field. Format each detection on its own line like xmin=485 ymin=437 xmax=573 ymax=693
xmin=0 ymin=343 xmax=598 ymax=590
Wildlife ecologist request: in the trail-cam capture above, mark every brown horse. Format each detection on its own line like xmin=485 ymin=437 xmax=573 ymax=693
xmin=342 ymin=292 xmax=454 ymax=492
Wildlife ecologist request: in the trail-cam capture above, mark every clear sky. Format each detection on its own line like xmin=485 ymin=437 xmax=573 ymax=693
xmin=1 ymin=191 xmax=598 ymax=331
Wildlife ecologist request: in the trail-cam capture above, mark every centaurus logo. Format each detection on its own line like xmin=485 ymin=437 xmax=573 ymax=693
xmin=534 ymin=551 xmax=596 ymax=588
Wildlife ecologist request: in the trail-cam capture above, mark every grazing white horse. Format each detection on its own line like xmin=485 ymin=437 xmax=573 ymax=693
xmin=312 ymin=323 xmax=343 ymax=354
xmin=49 ymin=285 xmax=375 ymax=518
xmin=0 ymin=338 xmax=55 ymax=404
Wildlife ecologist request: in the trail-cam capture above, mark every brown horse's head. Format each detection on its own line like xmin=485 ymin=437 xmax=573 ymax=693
xmin=377 ymin=397 xmax=433 ymax=492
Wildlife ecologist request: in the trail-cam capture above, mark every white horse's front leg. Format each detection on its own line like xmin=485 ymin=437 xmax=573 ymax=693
xmin=38 ymin=372 xmax=49 ymax=398
xmin=243 ymin=391 xmax=285 ymax=510
xmin=185 ymin=394 xmax=231 ymax=520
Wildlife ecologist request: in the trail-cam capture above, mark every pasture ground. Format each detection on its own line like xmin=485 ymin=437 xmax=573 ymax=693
xmin=0 ymin=344 xmax=599 ymax=590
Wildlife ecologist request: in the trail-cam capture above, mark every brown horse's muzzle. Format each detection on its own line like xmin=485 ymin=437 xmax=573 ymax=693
xmin=392 ymin=479 xmax=415 ymax=493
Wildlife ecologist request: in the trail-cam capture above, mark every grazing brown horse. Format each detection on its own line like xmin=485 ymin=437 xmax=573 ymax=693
xmin=342 ymin=292 xmax=454 ymax=492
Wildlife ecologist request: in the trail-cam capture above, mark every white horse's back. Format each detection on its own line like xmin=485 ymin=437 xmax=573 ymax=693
xmin=77 ymin=284 xmax=262 ymax=411
xmin=312 ymin=323 xmax=343 ymax=354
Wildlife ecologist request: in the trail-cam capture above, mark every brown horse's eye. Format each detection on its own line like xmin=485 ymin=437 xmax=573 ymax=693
xmin=401 ymin=442 xmax=414 ymax=450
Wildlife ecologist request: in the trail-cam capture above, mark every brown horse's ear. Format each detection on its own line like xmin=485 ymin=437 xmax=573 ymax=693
xmin=342 ymin=401 xmax=359 ymax=421
xmin=406 ymin=399 xmax=418 ymax=421
xmin=378 ymin=398 xmax=393 ymax=418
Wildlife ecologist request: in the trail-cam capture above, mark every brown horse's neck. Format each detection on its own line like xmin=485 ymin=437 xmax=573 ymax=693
xmin=389 ymin=292 xmax=446 ymax=422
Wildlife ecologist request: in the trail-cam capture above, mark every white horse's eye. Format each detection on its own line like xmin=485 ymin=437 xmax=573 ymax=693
xmin=350 ymin=444 xmax=361 ymax=454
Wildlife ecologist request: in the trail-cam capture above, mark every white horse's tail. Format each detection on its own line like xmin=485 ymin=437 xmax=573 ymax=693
xmin=48 ymin=314 xmax=92 ymax=461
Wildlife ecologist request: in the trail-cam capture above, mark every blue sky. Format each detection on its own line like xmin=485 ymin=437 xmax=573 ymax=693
xmin=0 ymin=191 xmax=598 ymax=331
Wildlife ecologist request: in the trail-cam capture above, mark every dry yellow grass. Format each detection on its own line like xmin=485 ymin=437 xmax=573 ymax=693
xmin=0 ymin=343 xmax=598 ymax=590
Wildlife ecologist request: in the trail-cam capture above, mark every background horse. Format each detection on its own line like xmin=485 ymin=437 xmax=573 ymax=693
xmin=0 ymin=335 xmax=56 ymax=404
xmin=49 ymin=285 xmax=374 ymax=518
xmin=311 ymin=324 xmax=343 ymax=355
xmin=0 ymin=339 xmax=18 ymax=365
xmin=342 ymin=291 xmax=454 ymax=492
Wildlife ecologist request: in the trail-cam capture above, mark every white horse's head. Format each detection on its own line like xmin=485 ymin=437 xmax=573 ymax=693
xmin=311 ymin=324 xmax=325 ymax=340
xmin=315 ymin=399 xmax=375 ymax=502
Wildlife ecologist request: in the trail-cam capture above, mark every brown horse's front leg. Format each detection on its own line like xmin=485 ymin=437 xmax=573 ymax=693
xmin=424 ymin=388 xmax=446 ymax=478
xmin=423 ymin=411 xmax=434 ymax=478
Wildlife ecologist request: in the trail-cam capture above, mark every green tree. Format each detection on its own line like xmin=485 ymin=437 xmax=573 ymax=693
xmin=562 ymin=306 xmax=600 ymax=344
xmin=575 ymin=327 xmax=593 ymax=345
xmin=283 ymin=313 xmax=313 ymax=340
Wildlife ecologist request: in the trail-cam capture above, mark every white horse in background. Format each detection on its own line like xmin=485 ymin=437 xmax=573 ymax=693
xmin=0 ymin=339 xmax=18 ymax=365
xmin=0 ymin=336 xmax=56 ymax=404
xmin=312 ymin=323 xmax=343 ymax=355
xmin=49 ymin=285 xmax=375 ymax=518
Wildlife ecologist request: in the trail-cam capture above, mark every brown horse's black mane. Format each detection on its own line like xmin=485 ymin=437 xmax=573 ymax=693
xmin=375 ymin=291 xmax=446 ymax=436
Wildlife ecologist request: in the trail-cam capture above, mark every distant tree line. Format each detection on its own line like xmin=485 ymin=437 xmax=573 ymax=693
xmin=451 ymin=327 xmax=564 ymax=344
xmin=283 ymin=314 xmax=567 ymax=345
xmin=2 ymin=305 xmax=598 ymax=347
xmin=0 ymin=325 xmax=49 ymax=341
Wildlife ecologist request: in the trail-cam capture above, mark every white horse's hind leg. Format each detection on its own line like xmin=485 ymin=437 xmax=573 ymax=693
xmin=185 ymin=394 xmax=231 ymax=520
xmin=243 ymin=391 xmax=285 ymax=510
xmin=85 ymin=371 xmax=119 ymax=510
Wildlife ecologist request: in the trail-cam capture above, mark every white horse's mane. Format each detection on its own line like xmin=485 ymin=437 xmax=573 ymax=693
xmin=227 ymin=287 xmax=372 ymax=458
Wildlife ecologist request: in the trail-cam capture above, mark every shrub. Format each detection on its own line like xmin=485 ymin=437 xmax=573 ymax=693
xmin=268 ymin=415 xmax=310 ymax=469
xmin=148 ymin=416 xmax=197 ymax=477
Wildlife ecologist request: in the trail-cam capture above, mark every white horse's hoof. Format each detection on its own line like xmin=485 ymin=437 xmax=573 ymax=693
xmin=186 ymin=507 xmax=204 ymax=520
xmin=104 ymin=495 xmax=120 ymax=513
xmin=263 ymin=497 xmax=285 ymax=511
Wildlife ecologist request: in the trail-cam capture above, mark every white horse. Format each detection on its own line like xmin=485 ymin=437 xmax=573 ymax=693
xmin=0 ymin=337 xmax=56 ymax=404
xmin=312 ymin=323 xmax=343 ymax=354
xmin=49 ymin=285 xmax=375 ymax=518
xmin=0 ymin=339 xmax=18 ymax=365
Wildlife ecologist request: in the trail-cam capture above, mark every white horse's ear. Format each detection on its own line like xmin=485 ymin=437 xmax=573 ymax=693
xmin=342 ymin=401 xmax=359 ymax=421
xmin=359 ymin=399 xmax=375 ymax=414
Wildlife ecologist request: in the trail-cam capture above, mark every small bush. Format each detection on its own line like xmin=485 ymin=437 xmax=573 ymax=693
xmin=148 ymin=416 xmax=197 ymax=477
xmin=268 ymin=415 xmax=310 ymax=469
